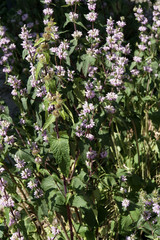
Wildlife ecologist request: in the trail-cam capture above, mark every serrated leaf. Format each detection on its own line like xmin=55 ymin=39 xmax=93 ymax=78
xmin=43 ymin=114 xmax=56 ymax=130
xmin=15 ymin=149 xmax=34 ymax=163
xmin=71 ymin=177 xmax=85 ymax=190
xmin=41 ymin=176 xmax=57 ymax=191
xmin=121 ymin=215 xmax=132 ymax=230
xmin=72 ymin=195 xmax=88 ymax=208
xmin=37 ymin=199 xmax=48 ymax=220
xmin=49 ymin=136 xmax=70 ymax=176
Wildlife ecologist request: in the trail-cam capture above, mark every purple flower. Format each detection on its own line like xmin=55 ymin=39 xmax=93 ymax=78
xmin=100 ymin=151 xmax=107 ymax=158
xmin=87 ymin=3 xmax=96 ymax=11
xmin=0 ymin=178 xmax=7 ymax=192
xmin=51 ymin=226 xmax=60 ymax=236
xmin=131 ymin=69 xmax=140 ymax=76
xmin=9 ymin=210 xmax=20 ymax=226
xmin=14 ymin=156 xmax=25 ymax=169
xmin=22 ymin=14 xmax=28 ymax=21
xmin=121 ymin=175 xmax=127 ymax=182
xmin=117 ymin=20 xmax=126 ymax=28
xmin=0 ymin=167 xmax=4 ymax=173
xmin=105 ymin=105 xmax=115 ymax=114
xmin=86 ymin=150 xmax=97 ymax=160
xmin=72 ymin=30 xmax=82 ymax=38
xmin=34 ymin=188 xmax=43 ymax=198
xmin=122 ymin=198 xmax=130 ymax=209
xmin=85 ymin=12 xmax=97 ymax=22
xmin=0 ymin=194 xmax=14 ymax=207
xmin=65 ymin=0 xmax=80 ymax=5
xmin=139 ymin=26 xmax=147 ymax=32
xmin=138 ymin=44 xmax=147 ymax=51
xmin=133 ymin=56 xmax=142 ymax=63
xmin=43 ymin=8 xmax=53 ymax=16
xmin=143 ymin=211 xmax=151 ymax=221
xmin=10 ymin=231 xmax=24 ymax=240
xmin=27 ymin=180 xmax=38 ymax=189
xmin=85 ymin=119 xmax=95 ymax=129
xmin=35 ymin=156 xmax=42 ymax=163
xmin=21 ymin=168 xmax=32 ymax=179
xmin=85 ymin=90 xmax=95 ymax=99
xmin=106 ymin=92 xmax=118 ymax=101
xmin=152 ymin=203 xmax=160 ymax=216
xmin=86 ymin=133 xmax=94 ymax=140
xmin=44 ymin=0 xmax=52 ymax=3
xmin=88 ymin=29 xmax=99 ymax=38
xmin=109 ymin=78 xmax=122 ymax=86
xmin=69 ymin=12 xmax=78 ymax=22
xmin=143 ymin=66 xmax=152 ymax=73
xmin=4 ymin=135 xmax=14 ymax=145
xmin=126 ymin=234 xmax=135 ymax=240
xmin=80 ymin=102 xmax=94 ymax=116
xmin=145 ymin=200 xmax=153 ymax=206
xmin=17 ymin=9 xmax=22 ymax=15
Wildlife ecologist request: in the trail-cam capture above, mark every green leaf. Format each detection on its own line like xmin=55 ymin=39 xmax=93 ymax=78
xmin=130 ymin=61 xmax=137 ymax=71
xmin=27 ymin=76 xmax=33 ymax=94
xmin=69 ymin=39 xmax=78 ymax=55
xmin=4 ymin=208 xmax=9 ymax=226
xmin=63 ymin=103 xmax=74 ymax=124
xmin=36 ymin=61 xmax=43 ymax=80
xmin=37 ymin=199 xmax=48 ymax=220
xmin=121 ymin=215 xmax=132 ymax=230
xmin=41 ymin=176 xmax=57 ymax=191
xmin=34 ymin=37 xmax=45 ymax=47
xmin=76 ymin=61 xmax=83 ymax=72
xmin=76 ymin=21 xmax=87 ymax=30
xmin=49 ymin=136 xmax=71 ymax=176
xmin=103 ymin=174 xmax=117 ymax=187
xmin=22 ymin=49 xmax=29 ymax=59
xmin=83 ymin=208 xmax=97 ymax=228
xmin=43 ymin=114 xmax=56 ymax=130
xmin=21 ymin=97 xmax=28 ymax=111
xmin=71 ymin=177 xmax=85 ymax=190
xmin=82 ymin=54 xmax=95 ymax=77
xmin=15 ymin=149 xmax=34 ymax=164
xmin=72 ymin=195 xmax=88 ymax=208
xmin=0 ymin=224 xmax=4 ymax=238
xmin=63 ymin=13 xmax=70 ymax=28
xmin=130 ymin=208 xmax=141 ymax=222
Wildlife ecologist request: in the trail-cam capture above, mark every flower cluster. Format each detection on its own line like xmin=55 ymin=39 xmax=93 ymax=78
xmin=0 ymin=178 xmax=14 ymax=208
xmin=0 ymin=120 xmax=14 ymax=147
xmin=0 ymin=26 xmax=16 ymax=73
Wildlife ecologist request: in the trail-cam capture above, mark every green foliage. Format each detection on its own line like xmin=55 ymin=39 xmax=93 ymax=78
xmin=1 ymin=0 xmax=160 ymax=239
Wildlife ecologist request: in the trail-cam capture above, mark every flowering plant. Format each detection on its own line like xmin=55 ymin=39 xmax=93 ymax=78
xmin=0 ymin=0 xmax=160 ymax=239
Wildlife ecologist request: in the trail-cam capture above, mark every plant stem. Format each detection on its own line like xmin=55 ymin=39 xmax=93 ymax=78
xmin=131 ymin=119 xmax=141 ymax=175
xmin=63 ymin=176 xmax=74 ymax=240
xmin=56 ymin=212 xmax=70 ymax=240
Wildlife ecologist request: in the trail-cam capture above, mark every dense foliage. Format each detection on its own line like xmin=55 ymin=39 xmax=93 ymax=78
xmin=0 ymin=0 xmax=160 ymax=239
